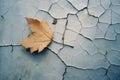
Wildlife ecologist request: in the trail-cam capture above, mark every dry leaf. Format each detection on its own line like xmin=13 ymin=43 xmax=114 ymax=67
xmin=19 ymin=18 xmax=53 ymax=53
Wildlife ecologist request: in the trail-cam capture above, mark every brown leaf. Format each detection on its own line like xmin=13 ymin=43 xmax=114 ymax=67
xmin=19 ymin=18 xmax=53 ymax=53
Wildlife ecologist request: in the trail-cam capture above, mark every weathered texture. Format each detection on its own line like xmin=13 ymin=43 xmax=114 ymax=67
xmin=0 ymin=46 xmax=65 ymax=80
xmin=0 ymin=0 xmax=120 ymax=80
xmin=64 ymin=67 xmax=109 ymax=80
xmin=107 ymin=65 xmax=120 ymax=80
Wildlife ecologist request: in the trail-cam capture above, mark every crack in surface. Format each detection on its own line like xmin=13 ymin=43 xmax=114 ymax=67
xmin=1 ymin=0 xmax=120 ymax=80
xmin=0 ymin=0 xmax=18 ymax=16
xmin=62 ymin=67 xmax=67 ymax=80
xmin=48 ymin=48 xmax=67 ymax=66
xmin=66 ymin=0 xmax=79 ymax=11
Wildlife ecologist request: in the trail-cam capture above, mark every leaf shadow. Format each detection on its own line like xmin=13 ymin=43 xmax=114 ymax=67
xmin=24 ymin=48 xmax=49 ymax=62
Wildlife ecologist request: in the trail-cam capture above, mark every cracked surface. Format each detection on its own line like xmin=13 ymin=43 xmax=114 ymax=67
xmin=64 ymin=67 xmax=109 ymax=80
xmin=0 ymin=46 xmax=66 ymax=80
xmin=0 ymin=0 xmax=120 ymax=80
